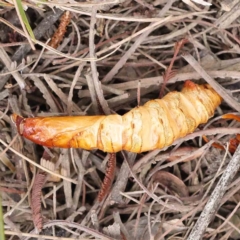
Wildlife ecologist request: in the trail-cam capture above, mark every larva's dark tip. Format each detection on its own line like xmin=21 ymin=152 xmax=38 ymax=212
xmin=11 ymin=114 xmax=25 ymax=135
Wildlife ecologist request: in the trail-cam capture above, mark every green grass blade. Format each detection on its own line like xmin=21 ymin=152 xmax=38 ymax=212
xmin=15 ymin=0 xmax=36 ymax=40
xmin=0 ymin=194 xmax=5 ymax=240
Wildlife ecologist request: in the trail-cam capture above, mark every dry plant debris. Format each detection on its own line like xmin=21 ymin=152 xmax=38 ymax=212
xmin=2 ymin=1 xmax=240 ymax=240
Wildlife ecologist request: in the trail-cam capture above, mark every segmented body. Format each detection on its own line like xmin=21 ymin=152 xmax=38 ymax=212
xmin=12 ymin=81 xmax=222 ymax=153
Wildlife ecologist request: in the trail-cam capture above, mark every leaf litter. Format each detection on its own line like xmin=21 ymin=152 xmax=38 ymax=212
xmin=1 ymin=1 xmax=240 ymax=239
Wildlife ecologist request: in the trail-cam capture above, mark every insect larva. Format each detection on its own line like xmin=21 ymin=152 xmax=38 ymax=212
xmin=11 ymin=81 xmax=222 ymax=153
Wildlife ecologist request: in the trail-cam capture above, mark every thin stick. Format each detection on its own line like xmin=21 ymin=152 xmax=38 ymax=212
xmin=187 ymin=145 xmax=240 ymax=240
xmin=89 ymin=6 xmax=111 ymax=115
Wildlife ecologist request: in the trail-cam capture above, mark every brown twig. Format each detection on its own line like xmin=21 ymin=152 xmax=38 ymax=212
xmin=48 ymin=11 xmax=71 ymax=49
xmin=159 ymin=39 xmax=188 ymax=97
xmin=31 ymin=171 xmax=47 ymax=232
xmin=98 ymin=153 xmax=116 ymax=202
xmin=187 ymin=145 xmax=240 ymax=240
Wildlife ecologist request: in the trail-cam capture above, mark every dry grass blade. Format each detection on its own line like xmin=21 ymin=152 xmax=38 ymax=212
xmin=0 ymin=47 xmax=26 ymax=89
xmin=0 ymin=9 xmax=63 ymax=90
xmin=0 ymin=149 xmax=15 ymax=172
xmin=43 ymin=75 xmax=83 ymax=113
xmin=12 ymin=0 xmax=35 ymax=50
xmin=2 ymin=1 xmax=240 ymax=239
xmin=0 ymin=138 xmax=77 ymax=184
xmin=89 ymin=6 xmax=111 ymax=115
xmin=213 ymin=1 xmax=240 ymax=29
xmin=61 ymin=149 xmax=73 ymax=208
xmin=101 ymin=14 xmax=173 ymax=84
xmin=28 ymin=75 xmax=59 ymax=112
xmin=152 ymin=171 xmax=189 ymax=197
xmin=4 ymin=230 xmax=106 ymax=240
xmin=182 ymin=53 xmax=240 ymax=112
xmin=187 ymin=145 xmax=240 ymax=240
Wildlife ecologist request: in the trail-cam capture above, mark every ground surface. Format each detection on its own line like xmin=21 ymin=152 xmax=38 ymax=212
xmin=1 ymin=0 xmax=240 ymax=239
